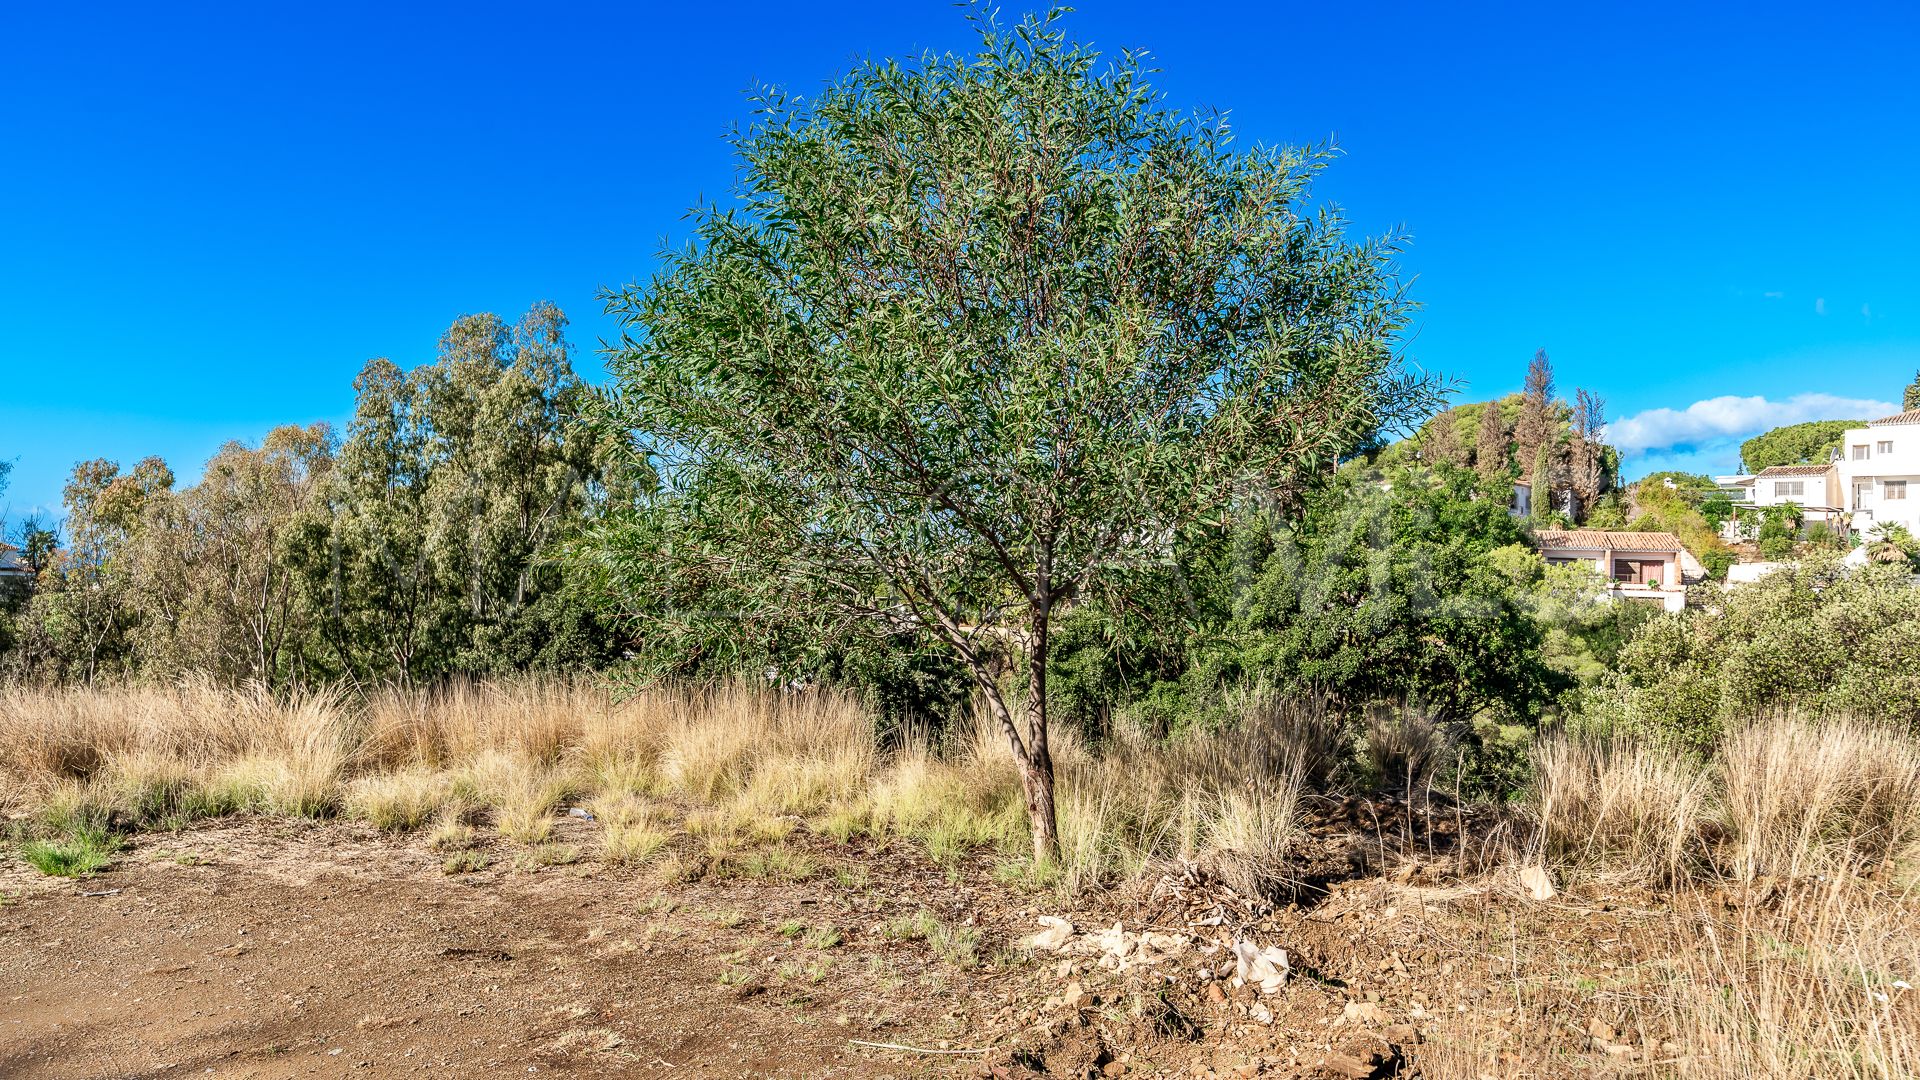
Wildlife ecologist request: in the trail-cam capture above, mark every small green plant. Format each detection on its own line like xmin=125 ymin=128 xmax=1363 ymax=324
xmin=880 ymin=909 xmax=977 ymax=967
xmin=803 ymin=926 xmax=843 ymax=950
xmin=523 ymin=843 xmax=579 ymax=868
xmin=732 ymin=845 xmax=817 ymax=882
xmin=442 ymin=850 xmax=489 ymax=874
xmin=930 ymin=922 xmax=980 ymax=968
xmin=709 ymin=909 xmax=748 ymax=929
xmin=991 ymin=857 xmax=1064 ymax=891
xmin=832 ymin=864 xmax=871 ymax=890
xmin=819 ymin=807 xmax=866 ymax=843
xmin=776 ymin=920 xmax=805 ymax=939
xmin=21 ymin=827 xmax=118 ymax=878
xmin=636 ymin=893 xmax=678 ymax=916
xmin=881 ymin=910 xmax=941 ymax=942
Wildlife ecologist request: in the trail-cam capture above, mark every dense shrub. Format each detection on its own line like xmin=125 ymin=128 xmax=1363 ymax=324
xmin=1589 ymin=557 xmax=1920 ymax=750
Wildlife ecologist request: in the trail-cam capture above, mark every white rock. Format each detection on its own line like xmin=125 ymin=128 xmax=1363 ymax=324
xmin=1029 ymin=915 xmax=1075 ymax=952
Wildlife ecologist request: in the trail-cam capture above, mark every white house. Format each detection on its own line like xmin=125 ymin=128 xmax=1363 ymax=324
xmin=1836 ymin=410 xmax=1920 ymax=537
xmin=1741 ymin=463 xmax=1845 ymax=523
xmin=1532 ymin=529 xmax=1696 ymax=612
xmin=0 ymin=543 xmax=32 ymax=584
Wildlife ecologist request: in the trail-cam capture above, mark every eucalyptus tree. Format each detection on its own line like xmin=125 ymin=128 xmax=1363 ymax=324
xmin=597 ymin=12 xmax=1437 ymax=861
xmin=130 ymin=425 xmax=335 ymax=683
xmin=292 ymin=303 xmax=610 ymax=684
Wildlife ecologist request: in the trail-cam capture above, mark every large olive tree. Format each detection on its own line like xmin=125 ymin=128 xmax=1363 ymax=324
xmin=597 ymin=13 xmax=1436 ymax=861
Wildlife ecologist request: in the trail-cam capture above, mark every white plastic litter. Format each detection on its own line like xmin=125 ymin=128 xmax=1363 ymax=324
xmin=1519 ymin=865 xmax=1555 ymax=901
xmin=1231 ymin=939 xmax=1291 ymax=994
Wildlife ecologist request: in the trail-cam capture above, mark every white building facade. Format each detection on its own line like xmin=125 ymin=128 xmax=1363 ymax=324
xmin=1837 ymin=411 xmax=1920 ymax=537
xmin=1743 ymin=463 xmax=1844 ymax=523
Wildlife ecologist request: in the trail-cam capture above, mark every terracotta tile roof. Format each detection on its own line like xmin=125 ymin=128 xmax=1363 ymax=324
xmin=1533 ymin=529 xmax=1685 ymax=552
xmin=1754 ymin=463 xmax=1833 ymax=477
xmin=1871 ymin=410 xmax=1920 ymax=427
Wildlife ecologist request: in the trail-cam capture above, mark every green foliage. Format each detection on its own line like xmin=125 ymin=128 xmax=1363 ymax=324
xmin=1740 ymin=420 xmax=1860 ymax=473
xmin=1529 ymin=442 xmax=1554 ymax=523
xmin=1625 ymin=473 xmax=1735 ymax=570
xmin=1183 ymin=466 xmax=1559 ymax=724
xmin=1697 ymin=548 xmax=1737 ymax=580
xmin=1905 ymin=372 xmax=1920 ymax=413
xmin=6 ymin=304 xmax=628 ymax=687
xmin=1584 ymin=493 xmax=1630 ymax=529
xmin=588 ymin=11 xmax=1436 ymax=854
xmin=1865 ymin=523 xmax=1920 ymax=571
xmin=1590 ymin=558 xmax=1920 ymax=750
xmin=16 ymin=815 xmax=120 ymax=878
xmin=289 ymin=303 xmax=630 ymax=684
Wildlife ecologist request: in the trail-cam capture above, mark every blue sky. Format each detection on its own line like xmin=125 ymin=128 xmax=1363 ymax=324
xmin=3 ymin=1 xmax=1917 ymax=520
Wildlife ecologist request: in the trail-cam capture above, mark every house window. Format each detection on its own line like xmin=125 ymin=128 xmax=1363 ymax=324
xmin=1879 ymin=441 xmax=1895 ymax=454
xmin=1854 ymin=445 xmax=1871 ymax=460
xmin=1775 ymin=481 xmax=1804 ymax=499
xmin=1612 ymin=558 xmax=1668 ymax=585
xmin=1887 ymin=480 xmax=1908 ymax=501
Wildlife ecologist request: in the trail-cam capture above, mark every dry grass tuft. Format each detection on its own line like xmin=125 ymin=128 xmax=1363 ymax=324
xmin=1719 ymin=716 xmax=1920 ymax=881
xmin=591 ymin=793 xmax=670 ymax=865
xmin=1534 ymin=734 xmax=1715 ymax=887
xmin=347 ymin=768 xmax=451 ymax=832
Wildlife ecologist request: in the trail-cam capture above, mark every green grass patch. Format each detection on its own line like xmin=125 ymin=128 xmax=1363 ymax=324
xmin=442 ymin=850 xmax=489 ymax=874
xmin=20 ymin=828 xmax=118 ymax=878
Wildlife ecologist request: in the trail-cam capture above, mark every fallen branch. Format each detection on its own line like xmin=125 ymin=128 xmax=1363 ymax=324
xmin=849 ymin=1039 xmax=988 ymax=1056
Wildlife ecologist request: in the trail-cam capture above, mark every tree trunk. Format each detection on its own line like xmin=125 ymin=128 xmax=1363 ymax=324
xmin=1019 ymin=743 xmax=1060 ymax=865
xmin=1021 ymin=597 xmax=1062 ymax=866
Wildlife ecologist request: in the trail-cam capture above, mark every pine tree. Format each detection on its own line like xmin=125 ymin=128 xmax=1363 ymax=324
xmin=1422 ymin=410 xmax=1464 ymax=466
xmin=1904 ymin=370 xmax=1920 ymax=412
xmin=1513 ymin=349 xmax=1555 ymax=467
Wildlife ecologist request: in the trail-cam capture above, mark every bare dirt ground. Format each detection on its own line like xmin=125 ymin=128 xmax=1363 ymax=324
xmin=0 ymin=805 xmax=1702 ymax=1079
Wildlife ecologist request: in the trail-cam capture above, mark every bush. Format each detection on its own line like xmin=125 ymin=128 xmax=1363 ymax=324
xmin=1590 ymin=558 xmax=1920 ymax=750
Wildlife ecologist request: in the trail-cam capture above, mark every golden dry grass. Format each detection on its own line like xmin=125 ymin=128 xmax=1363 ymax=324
xmin=0 ymin=679 xmax=1313 ymax=893
xmin=6 ymin=680 xmax=1917 ymax=1076
xmin=1523 ymin=716 xmax=1920 ymax=1079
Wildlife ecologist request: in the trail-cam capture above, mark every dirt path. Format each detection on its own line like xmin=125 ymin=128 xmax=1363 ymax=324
xmin=1 ymin=809 xmax=1754 ymax=1079
xmin=0 ymin=820 xmax=1010 ymax=1078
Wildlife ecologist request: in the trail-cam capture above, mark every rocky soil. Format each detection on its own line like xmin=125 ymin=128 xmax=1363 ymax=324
xmin=0 ymin=801 xmax=1720 ymax=1078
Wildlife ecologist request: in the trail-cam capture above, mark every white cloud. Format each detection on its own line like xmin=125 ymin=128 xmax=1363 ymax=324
xmin=1815 ymin=297 xmax=1828 ymax=316
xmin=1607 ymin=393 xmax=1899 ymax=456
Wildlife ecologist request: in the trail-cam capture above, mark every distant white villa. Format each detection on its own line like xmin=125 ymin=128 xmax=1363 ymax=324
xmin=1717 ymin=409 xmax=1920 ymax=541
xmin=0 ymin=543 xmax=31 ymax=582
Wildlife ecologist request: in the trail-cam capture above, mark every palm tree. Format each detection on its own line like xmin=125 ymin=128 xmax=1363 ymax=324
xmin=1866 ymin=523 xmax=1919 ymax=568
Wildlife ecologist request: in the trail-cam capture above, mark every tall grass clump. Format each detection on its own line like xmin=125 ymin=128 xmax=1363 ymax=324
xmin=1719 ymin=716 xmax=1920 ymax=881
xmin=1658 ymin=874 xmax=1920 ymax=1079
xmin=1533 ymin=734 xmax=1715 ymax=887
xmin=1533 ymin=713 xmax=1920 ymax=890
xmin=653 ymin=685 xmax=872 ymax=816
xmin=346 ymin=768 xmax=453 ymax=831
